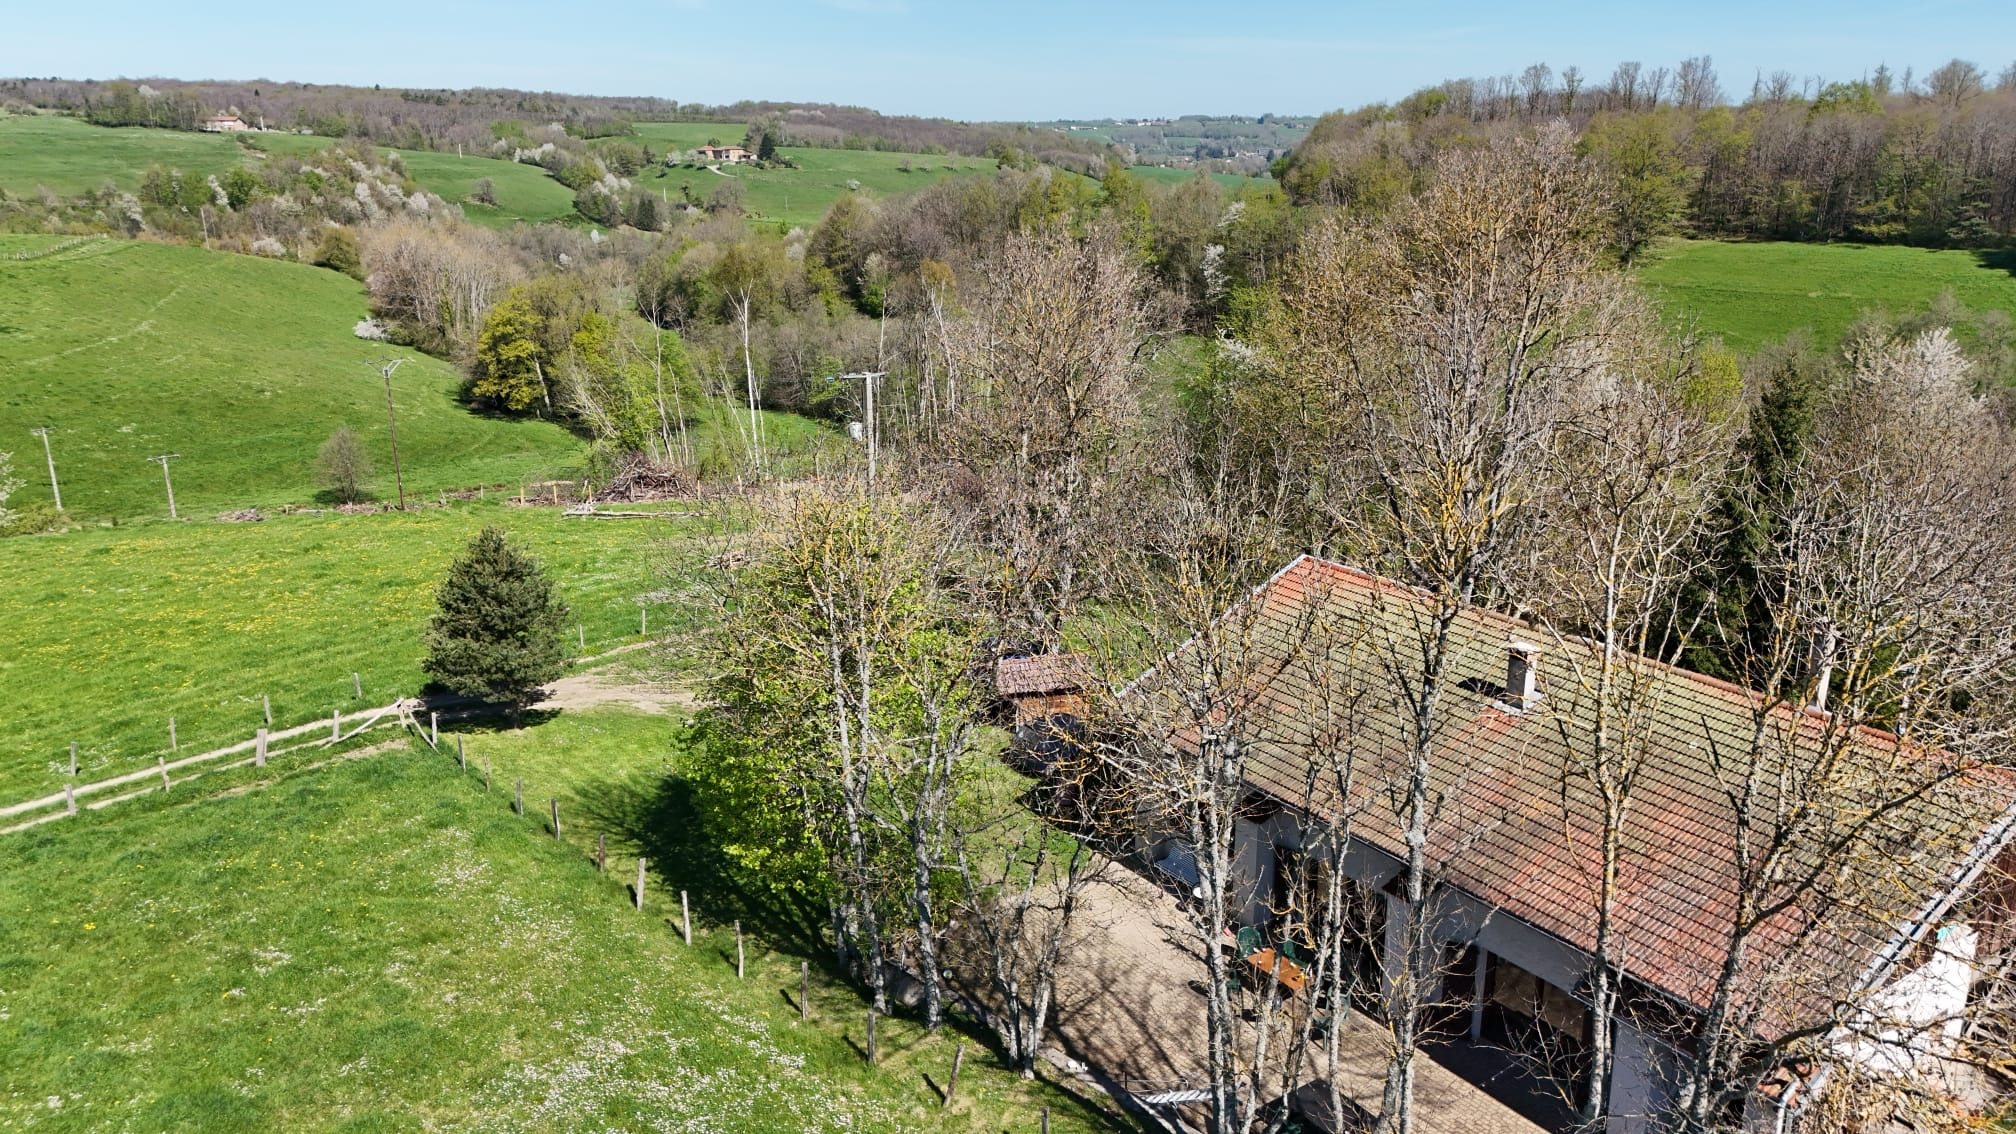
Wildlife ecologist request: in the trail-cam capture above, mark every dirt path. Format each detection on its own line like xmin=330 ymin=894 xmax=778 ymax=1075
xmin=536 ymin=671 xmax=696 ymax=714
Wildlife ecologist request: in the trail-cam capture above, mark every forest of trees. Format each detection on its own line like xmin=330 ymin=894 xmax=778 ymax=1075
xmin=1280 ymin=55 xmax=2016 ymax=252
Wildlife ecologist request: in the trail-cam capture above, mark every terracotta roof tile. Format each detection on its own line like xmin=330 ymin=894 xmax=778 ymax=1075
xmin=997 ymin=653 xmax=1093 ymax=698
xmin=1130 ymin=555 xmax=2016 ymax=1030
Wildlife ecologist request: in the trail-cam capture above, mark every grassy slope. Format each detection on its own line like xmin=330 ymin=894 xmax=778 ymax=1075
xmin=1126 ymin=164 xmax=1267 ymax=190
xmin=0 ymin=504 xmax=714 ymax=804
xmin=0 ymin=733 xmax=1117 ymax=1132
xmin=631 ymin=123 xmax=996 ymax=228
xmin=244 ymin=133 xmax=580 ymax=226
xmin=0 ymin=114 xmax=255 ymax=195
xmin=0 ymin=116 xmax=575 ymax=227
xmin=1638 ymin=238 xmax=2016 ymax=353
xmin=0 ymin=233 xmax=584 ymax=518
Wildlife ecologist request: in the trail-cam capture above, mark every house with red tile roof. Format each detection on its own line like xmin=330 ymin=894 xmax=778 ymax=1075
xmin=1116 ymin=555 xmax=2016 ymax=1133
xmin=693 ymin=144 xmax=754 ymax=164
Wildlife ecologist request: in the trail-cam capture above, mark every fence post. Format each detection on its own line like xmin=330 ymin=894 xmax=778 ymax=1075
xmin=64 ymin=784 xmax=76 ymax=816
xmin=514 ymin=778 xmax=523 ymax=817
xmin=945 ymin=1041 xmax=964 ymax=1107
xmin=168 ymin=716 xmax=177 ymax=751
xmin=331 ymin=709 xmax=340 ymax=742
xmin=865 ymin=1008 xmax=877 ymax=1066
xmin=255 ymin=728 xmax=268 ymax=768
xmin=640 ymin=607 xmax=648 ymax=636
xmin=430 ymin=712 xmax=439 ymax=748
xmin=263 ymin=694 xmax=272 ymax=726
xmin=157 ymin=758 xmax=169 ymax=792
xmin=550 ymin=798 xmax=561 ymax=840
xmin=352 ymin=672 xmax=362 ymax=699
xmin=681 ymin=890 xmax=691 ymax=945
xmin=578 ymin=625 xmax=585 ymax=651
xmin=68 ymin=742 xmax=77 ymax=778
xmin=595 ymin=832 xmax=607 ymax=873
xmin=735 ymin=920 xmax=744 ymax=979
xmin=635 ymin=858 xmax=647 ymax=911
xmin=1041 ymin=1107 xmax=1050 ymax=1134
xmin=800 ymin=961 xmax=810 ymax=1020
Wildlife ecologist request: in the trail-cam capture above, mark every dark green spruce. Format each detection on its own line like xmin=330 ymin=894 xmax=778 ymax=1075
xmin=423 ymin=526 xmax=570 ymax=712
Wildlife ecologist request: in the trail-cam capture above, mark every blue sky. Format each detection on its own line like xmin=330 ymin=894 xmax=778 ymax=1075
xmin=4 ymin=0 xmax=2013 ymax=120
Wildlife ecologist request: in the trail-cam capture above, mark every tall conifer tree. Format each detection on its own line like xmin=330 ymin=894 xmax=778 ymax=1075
xmin=424 ymin=527 xmax=570 ymax=711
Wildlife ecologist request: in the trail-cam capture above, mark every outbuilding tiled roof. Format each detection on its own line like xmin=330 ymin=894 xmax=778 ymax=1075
xmin=1130 ymin=555 xmax=2016 ymax=1031
xmin=997 ymin=653 xmax=1093 ymax=698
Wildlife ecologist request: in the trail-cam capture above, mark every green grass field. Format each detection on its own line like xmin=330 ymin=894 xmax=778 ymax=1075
xmin=1638 ymin=238 xmax=2016 ymax=353
xmin=1 ymin=233 xmax=585 ymax=518
xmin=631 ymin=123 xmax=997 ymax=228
xmin=0 ymin=503 xmax=717 ymax=805
xmin=0 ymin=720 xmax=1117 ymax=1131
xmin=0 ymin=113 xmax=257 ymax=196
xmin=0 ymin=115 xmax=577 ymax=227
xmin=244 ymin=133 xmax=580 ymax=226
xmin=1125 ymin=164 xmax=1267 ymax=190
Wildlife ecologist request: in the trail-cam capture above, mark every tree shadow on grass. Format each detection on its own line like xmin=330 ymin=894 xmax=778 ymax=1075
xmin=1972 ymin=248 xmax=2016 ymax=277
xmin=568 ymin=770 xmax=830 ymax=957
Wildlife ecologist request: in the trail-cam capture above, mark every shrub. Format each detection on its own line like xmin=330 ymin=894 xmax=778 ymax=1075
xmin=315 ymin=426 xmax=373 ymax=504
xmin=312 ymin=226 xmax=362 ymax=278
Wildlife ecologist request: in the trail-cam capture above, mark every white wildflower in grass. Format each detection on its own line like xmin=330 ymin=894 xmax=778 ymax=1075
xmin=279 ymin=997 xmax=328 ymax=1018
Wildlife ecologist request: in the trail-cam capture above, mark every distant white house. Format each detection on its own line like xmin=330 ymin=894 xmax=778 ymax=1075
xmin=199 ymin=114 xmax=250 ymax=133
xmin=693 ymin=144 xmax=754 ymax=165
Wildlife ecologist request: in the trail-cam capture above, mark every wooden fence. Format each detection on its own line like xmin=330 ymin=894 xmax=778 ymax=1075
xmin=0 ymin=698 xmax=428 ymax=835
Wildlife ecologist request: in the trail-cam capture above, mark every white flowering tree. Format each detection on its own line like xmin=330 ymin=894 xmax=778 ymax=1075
xmin=0 ymin=451 xmax=22 ymax=527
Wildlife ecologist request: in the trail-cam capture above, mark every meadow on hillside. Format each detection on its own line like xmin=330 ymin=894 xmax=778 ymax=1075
xmin=0 ymin=234 xmax=583 ymax=518
xmin=1125 ymin=164 xmax=1266 ymax=190
xmin=1639 ymin=238 xmax=2016 ymax=353
xmin=246 ymin=132 xmax=581 ymax=226
xmin=0 ymin=504 xmax=708 ymax=804
xmin=0 ymin=113 xmax=255 ymax=195
xmin=632 ymin=122 xmax=997 ymax=228
xmin=0 ymin=115 xmax=585 ymax=227
xmin=0 ymin=725 xmax=1116 ymax=1132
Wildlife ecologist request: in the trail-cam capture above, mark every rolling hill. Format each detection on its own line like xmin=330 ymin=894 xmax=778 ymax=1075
xmin=0 ymin=233 xmax=584 ymax=518
xmin=1638 ymin=239 xmax=2016 ymax=353
xmin=0 ymin=717 xmax=1112 ymax=1131
xmin=631 ymin=122 xmax=998 ymax=228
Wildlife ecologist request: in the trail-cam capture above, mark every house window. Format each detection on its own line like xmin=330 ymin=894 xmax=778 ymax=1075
xmin=1488 ymin=958 xmax=1590 ymax=1045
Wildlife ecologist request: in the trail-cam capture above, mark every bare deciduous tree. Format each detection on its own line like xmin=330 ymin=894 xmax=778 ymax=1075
xmin=938 ymin=224 xmax=1158 ymax=648
xmin=315 ymin=426 xmax=373 ymax=504
xmin=1665 ymin=329 xmax=2016 ymax=1132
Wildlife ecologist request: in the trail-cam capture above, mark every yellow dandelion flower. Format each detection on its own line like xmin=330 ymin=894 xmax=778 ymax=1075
xmin=82 ymin=923 xmax=95 ymax=931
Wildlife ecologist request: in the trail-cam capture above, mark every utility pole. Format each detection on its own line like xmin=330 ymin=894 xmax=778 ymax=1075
xmin=372 ymin=359 xmax=408 ymax=509
xmin=837 ymin=371 xmax=887 ymax=487
xmin=29 ymin=427 xmax=60 ymax=511
xmin=148 ymin=453 xmax=179 ymax=520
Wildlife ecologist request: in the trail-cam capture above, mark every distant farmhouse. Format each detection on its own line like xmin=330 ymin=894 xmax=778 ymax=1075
xmin=694 ymin=144 xmax=754 ymax=164
xmin=199 ymin=113 xmax=251 ymax=133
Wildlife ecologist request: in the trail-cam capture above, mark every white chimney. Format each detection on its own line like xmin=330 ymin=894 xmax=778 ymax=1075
xmin=1809 ymin=624 xmax=1839 ymax=713
xmin=1505 ymin=640 xmax=1542 ymax=711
